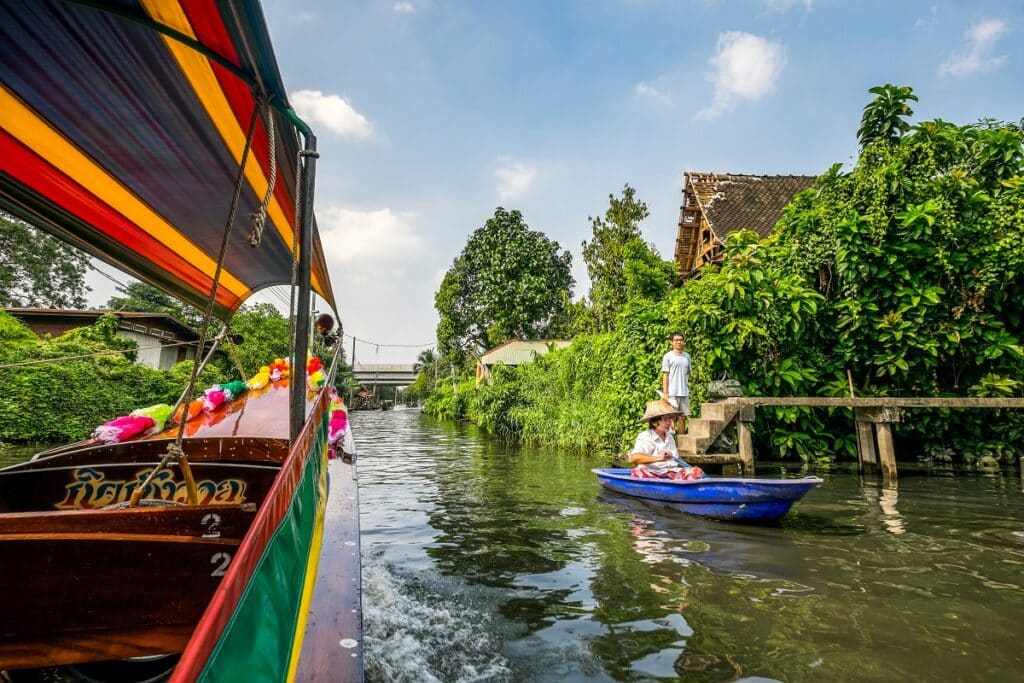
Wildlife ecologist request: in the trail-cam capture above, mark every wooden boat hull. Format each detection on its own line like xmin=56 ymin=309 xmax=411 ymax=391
xmin=0 ymin=384 xmax=340 ymax=679
xmin=0 ymin=505 xmax=255 ymax=670
xmin=592 ymin=468 xmax=822 ymax=521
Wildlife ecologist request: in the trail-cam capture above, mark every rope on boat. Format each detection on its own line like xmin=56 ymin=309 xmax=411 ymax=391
xmin=225 ymin=330 xmax=249 ymax=382
xmin=131 ymin=100 xmax=264 ymax=508
xmin=128 ymin=444 xmax=192 ymax=507
xmin=248 ymin=99 xmax=277 ymax=247
xmin=0 ymin=341 xmax=196 ymax=369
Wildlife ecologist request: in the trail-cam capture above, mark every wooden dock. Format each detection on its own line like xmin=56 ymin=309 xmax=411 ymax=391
xmin=678 ymin=396 xmax=1024 ymax=480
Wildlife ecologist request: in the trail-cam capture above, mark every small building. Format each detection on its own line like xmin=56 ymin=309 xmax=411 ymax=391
xmin=674 ymin=172 xmax=817 ymax=277
xmin=5 ymin=308 xmax=199 ymax=371
xmin=476 ymin=339 xmax=572 ymax=385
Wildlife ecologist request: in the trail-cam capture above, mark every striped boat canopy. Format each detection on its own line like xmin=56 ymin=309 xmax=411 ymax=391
xmin=0 ymin=0 xmax=335 ymax=319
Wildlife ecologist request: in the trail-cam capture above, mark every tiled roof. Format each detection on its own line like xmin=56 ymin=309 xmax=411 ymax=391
xmin=689 ymin=173 xmax=817 ymax=239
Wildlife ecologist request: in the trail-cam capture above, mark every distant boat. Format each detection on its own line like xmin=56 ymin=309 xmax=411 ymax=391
xmin=593 ymin=469 xmax=822 ymax=522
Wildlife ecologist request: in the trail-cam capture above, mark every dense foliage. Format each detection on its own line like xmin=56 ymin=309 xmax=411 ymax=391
xmin=581 ymin=185 xmax=651 ymax=329
xmin=425 ymin=86 xmax=1024 ymax=464
xmin=435 ymin=207 xmax=574 ymax=356
xmin=0 ymin=212 xmax=90 ymax=309
xmin=0 ymin=311 xmax=206 ymax=443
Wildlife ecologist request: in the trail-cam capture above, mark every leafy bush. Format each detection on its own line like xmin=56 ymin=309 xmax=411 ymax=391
xmin=424 ymin=86 xmax=1024 ymax=464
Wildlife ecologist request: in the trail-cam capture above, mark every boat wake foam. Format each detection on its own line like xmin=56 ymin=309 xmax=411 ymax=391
xmin=363 ymin=552 xmax=512 ymax=683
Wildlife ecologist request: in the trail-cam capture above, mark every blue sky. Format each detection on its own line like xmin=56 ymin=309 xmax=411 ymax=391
xmin=85 ymin=1 xmax=1024 ymax=363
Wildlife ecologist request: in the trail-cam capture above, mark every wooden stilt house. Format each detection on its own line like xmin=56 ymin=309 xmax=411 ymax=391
xmin=674 ymin=172 xmax=817 ymax=278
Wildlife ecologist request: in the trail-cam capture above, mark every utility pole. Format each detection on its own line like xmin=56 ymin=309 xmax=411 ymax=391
xmin=350 ymin=335 xmax=356 ymax=405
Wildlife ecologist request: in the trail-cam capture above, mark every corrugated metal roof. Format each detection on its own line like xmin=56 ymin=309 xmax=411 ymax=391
xmin=480 ymin=339 xmax=572 ymax=366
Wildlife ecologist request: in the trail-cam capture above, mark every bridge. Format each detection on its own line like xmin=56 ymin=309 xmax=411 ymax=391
xmin=351 ymin=363 xmax=417 ymax=387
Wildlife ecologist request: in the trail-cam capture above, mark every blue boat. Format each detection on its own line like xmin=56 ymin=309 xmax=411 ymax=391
xmin=593 ymin=469 xmax=823 ymax=522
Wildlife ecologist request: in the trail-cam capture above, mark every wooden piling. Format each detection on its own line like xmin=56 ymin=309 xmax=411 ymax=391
xmin=737 ymin=420 xmax=754 ymax=476
xmin=875 ymin=421 xmax=897 ymax=480
xmin=854 ymin=408 xmax=878 ymax=473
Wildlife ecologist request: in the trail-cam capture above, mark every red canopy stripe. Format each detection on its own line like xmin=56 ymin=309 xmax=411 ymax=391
xmin=0 ymin=131 xmax=242 ymax=311
xmin=0 ymin=84 xmax=251 ymax=304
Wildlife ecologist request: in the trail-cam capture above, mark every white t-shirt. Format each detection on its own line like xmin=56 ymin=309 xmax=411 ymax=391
xmin=661 ymin=351 xmax=692 ymax=397
xmin=632 ymin=428 xmax=679 ymax=474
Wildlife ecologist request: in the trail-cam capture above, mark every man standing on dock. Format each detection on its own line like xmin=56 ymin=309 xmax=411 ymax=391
xmin=661 ymin=332 xmax=691 ymax=434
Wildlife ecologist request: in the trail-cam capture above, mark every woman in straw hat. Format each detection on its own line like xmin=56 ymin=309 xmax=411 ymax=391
xmin=629 ymin=400 xmax=704 ymax=481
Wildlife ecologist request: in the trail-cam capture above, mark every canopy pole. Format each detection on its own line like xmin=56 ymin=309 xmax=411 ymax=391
xmin=290 ymin=133 xmax=318 ymax=442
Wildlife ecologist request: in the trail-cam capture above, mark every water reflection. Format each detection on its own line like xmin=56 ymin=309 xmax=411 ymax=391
xmin=862 ymin=480 xmax=908 ymax=535
xmin=356 ymin=411 xmax=1024 ymax=682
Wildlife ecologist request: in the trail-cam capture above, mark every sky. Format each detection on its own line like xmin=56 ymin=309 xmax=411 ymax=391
xmin=86 ymin=1 xmax=1024 ymax=363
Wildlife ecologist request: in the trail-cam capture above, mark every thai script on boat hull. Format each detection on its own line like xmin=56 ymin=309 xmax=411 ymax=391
xmin=56 ymin=467 xmax=247 ymax=509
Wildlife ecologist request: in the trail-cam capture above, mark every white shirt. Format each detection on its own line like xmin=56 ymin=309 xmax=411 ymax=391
xmin=631 ymin=428 xmax=678 ymax=474
xmin=661 ymin=351 xmax=691 ymax=397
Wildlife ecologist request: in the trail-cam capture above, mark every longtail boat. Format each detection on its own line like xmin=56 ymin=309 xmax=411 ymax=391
xmin=0 ymin=1 xmax=361 ymax=680
xmin=593 ymin=469 xmax=822 ymax=522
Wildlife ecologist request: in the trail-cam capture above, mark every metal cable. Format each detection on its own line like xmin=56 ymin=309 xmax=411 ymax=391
xmin=0 ymin=341 xmax=196 ymax=369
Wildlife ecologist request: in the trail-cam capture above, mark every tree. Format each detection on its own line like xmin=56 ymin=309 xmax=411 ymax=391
xmin=105 ymin=281 xmax=203 ymax=327
xmin=857 ymin=84 xmax=918 ymax=147
xmin=435 ymin=207 xmax=574 ymax=355
xmin=227 ymin=303 xmax=291 ymax=377
xmin=581 ymin=185 xmax=651 ymax=329
xmin=0 ymin=212 xmax=90 ymax=309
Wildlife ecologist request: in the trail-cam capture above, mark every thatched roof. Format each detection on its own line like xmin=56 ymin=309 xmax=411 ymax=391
xmin=688 ymin=173 xmax=817 ymax=239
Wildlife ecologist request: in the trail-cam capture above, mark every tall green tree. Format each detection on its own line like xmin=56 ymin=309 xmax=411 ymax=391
xmin=581 ymin=185 xmax=651 ymax=329
xmin=0 ymin=212 xmax=90 ymax=309
xmin=857 ymin=83 xmax=918 ymax=147
xmin=435 ymin=207 xmax=574 ymax=355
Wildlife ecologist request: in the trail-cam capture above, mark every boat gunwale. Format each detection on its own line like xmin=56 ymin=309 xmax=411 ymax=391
xmin=592 ymin=468 xmax=824 ymax=487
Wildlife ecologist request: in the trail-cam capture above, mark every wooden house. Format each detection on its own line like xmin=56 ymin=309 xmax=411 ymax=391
xmin=5 ymin=308 xmax=200 ymax=371
xmin=674 ymin=172 xmax=817 ymax=277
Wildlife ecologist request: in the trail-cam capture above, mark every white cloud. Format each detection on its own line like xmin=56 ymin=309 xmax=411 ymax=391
xmin=495 ymin=162 xmax=537 ymax=202
xmin=289 ymin=89 xmax=373 ymax=138
xmin=697 ymin=31 xmax=786 ymax=120
xmin=915 ymin=5 xmax=938 ymax=29
xmin=317 ymin=206 xmax=424 ymax=281
xmin=393 ymin=1 xmax=414 ymax=13
xmin=761 ymin=0 xmax=813 ymax=12
xmin=939 ymin=19 xmax=1008 ymax=77
xmin=634 ymin=81 xmax=670 ymax=102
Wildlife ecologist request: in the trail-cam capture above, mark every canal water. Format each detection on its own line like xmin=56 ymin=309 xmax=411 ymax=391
xmin=355 ymin=409 xmax=1024 ymax=683
xmin=3 ymin=412 xmax=1021 ymax=682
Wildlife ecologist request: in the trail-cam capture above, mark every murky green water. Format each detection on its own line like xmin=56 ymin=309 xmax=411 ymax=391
xmin=6 ymin=414 xmax=1021 ymax=682
xmin=356 ymin=410 xmax=1024 ymax=682
xmin=0 ymin=444 xmax=49 ymax=468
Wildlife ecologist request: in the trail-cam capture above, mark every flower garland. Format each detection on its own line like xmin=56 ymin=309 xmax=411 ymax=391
xmin=92 ymin=355 xmax=332 ymax=444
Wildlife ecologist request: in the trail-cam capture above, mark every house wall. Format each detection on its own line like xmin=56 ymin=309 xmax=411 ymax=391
xmin=118 ymin=330 xmax=182 ymax=370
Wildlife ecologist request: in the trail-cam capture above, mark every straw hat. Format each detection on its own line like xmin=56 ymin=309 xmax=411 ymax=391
xmin=639 ymin=399 xmax=681 ymax=423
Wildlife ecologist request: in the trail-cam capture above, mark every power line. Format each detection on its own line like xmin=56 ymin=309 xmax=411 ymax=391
xmin=343 ymin=333 xmax=434 ymax=349
xmin=88 ymin=263 xmax=132 ymax=292
xmin=0 ymin=341 xmax=197 ymax=369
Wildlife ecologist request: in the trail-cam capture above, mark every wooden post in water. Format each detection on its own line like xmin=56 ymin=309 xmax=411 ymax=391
xmin=857 ymin=407 xmax=900 ymax=480
xmin=876 ymin=420 xmax=898 ymax=480
xmin=854 ymin=408 xmax=878 ymax=473
xmin=737 ymin=405 xmax=756 ymax=476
